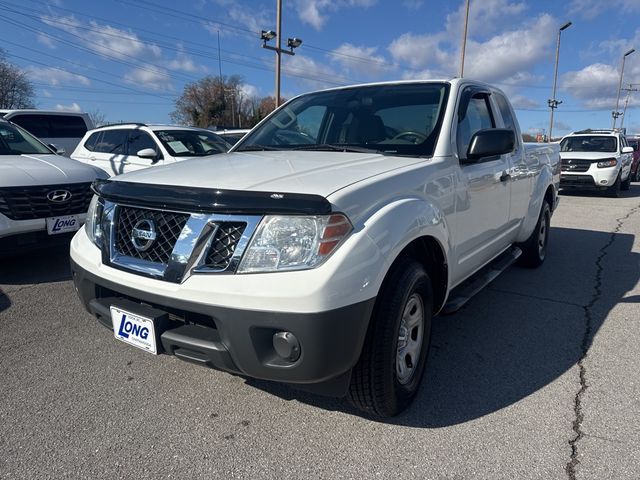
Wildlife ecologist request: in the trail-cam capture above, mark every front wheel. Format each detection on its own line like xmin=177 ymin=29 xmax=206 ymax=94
xmin=606 ymin=173 xmax=622 ymax=197
xmin=518 ymin=201 xmax=551 ymax=268
xmin=348 ymin=257 xmax=433 ymax=417
xmin=621 ymin=171 xmax=631 ymax=191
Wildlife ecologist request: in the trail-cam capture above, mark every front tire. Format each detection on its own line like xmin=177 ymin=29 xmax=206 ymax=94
xmin=348 ymin=257 xmax=433 ymax=417
xmin=606 ymin=173 xmax=622 ymax=197
xmin=518 ymin=201 xmax=551 ymax=268
xmin=621 ymin=171 xmax=631 ymax=191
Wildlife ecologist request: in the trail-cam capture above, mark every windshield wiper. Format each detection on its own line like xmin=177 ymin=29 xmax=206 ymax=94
xmin=292 ymin=144 xmax=381 ymax=153
xmin=235 ymin=144 xmax=283 ymax=152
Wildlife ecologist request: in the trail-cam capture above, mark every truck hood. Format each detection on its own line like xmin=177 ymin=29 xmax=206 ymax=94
xmin=0 ymin=154 xmax=104 ymax=187
xmin=112 ymin=151 xmax=425 ymax=197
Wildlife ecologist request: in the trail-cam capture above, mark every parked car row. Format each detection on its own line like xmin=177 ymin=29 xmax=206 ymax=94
xmin=0 ymin=114 xmax=232 ymax=256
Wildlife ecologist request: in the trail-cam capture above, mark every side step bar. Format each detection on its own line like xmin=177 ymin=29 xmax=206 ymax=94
xmin=442 ymin=246 xmax=522 ymax=314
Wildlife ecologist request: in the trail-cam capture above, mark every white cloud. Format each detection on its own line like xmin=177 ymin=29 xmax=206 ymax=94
xmin=569 ymin=0 xmax=640 ymax=20
xmin=330 ymin=43 xmax=392 ymax=77
xmin=285 ymin=55 xmax=345 ymax=90
xmin=388 ymin=32 xmax=449 ymax=70
xmin=444 ymin=0 xmax=528 ymax=39
xmin=26 ymin=67 xmax=90 ymax=86
xmin=124 ymin=67 xmax=173 ymax=91
xmin=55 ymin=102 xmax=82 ymax=112
xmin=509 ymin=95 xmax=540 ymax=109
xmin=206 ymin=0 xmax=270 ymax=35
xmin=167 ymin=46 xmax=206 ymax=73
xmin=403 ymin=0 xmax=424 ymax=10
xmin=41 ymin=15 xmax=162 ymax=61
xmin=41 ymin=90 xmax=52 ymax=98
xmin=463 ymin=14 xmax=556 ymax=82
xmin=295 ymin=0 xmax=377 ymax=31
xmin=37 ymin=33 xmax=56 ymax=49
xmin=561 ymin=63 xmax=621 ymax=107
xmin=239 ymin=83 xmax=259 ymax=99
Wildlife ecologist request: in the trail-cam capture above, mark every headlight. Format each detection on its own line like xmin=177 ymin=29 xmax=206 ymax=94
xmin=85 ymin=194 xmax=104 ymax=247
xmin=597 ymin=158 xmax=617 ymax=168
xmin=238 ymin=214 xmax=352 ymax=273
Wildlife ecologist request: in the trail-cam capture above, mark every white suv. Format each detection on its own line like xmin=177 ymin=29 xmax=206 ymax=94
xmin=0 ymin=119 xmax=106 ymax=255
xmin=559 ymin=129 xmax=633 ymax=196
xmin=71 ymin=124 xmax=231 ymax=176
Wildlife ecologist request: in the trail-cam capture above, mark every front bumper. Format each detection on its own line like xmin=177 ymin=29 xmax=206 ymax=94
xmin=71 ymin=258 xmax=375 ymax=396
xmin=560 ymin=167 xmax=619 ymax=189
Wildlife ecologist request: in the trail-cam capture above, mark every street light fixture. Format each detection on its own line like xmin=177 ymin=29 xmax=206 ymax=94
xmin=612 ymin=48 xmax=636 ymax=129
xmin=261 ymin=0 xmax=302 ymax=108
xmin=548 ymin=21 xmax=572 ymax=142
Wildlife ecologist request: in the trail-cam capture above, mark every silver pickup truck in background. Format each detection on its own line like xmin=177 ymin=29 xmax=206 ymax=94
xmin=71 ymin=79 xmax=560 ymax=416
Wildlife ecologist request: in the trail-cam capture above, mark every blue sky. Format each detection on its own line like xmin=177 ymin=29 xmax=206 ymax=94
xmin=2 ymin=0 xmax=640 ymax=137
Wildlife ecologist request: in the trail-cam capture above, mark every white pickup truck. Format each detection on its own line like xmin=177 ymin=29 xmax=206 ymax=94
xmin=70 ymin=79 xmax=560 ymax=416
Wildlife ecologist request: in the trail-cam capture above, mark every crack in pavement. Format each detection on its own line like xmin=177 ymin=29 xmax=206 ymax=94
xmin=565 ymin=204 xmax=640 ymax=480
xmin=487 ymin=287 xmax=585 ymax=308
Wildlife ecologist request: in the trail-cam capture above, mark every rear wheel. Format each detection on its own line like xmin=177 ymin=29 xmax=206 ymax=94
xmin=348 ymin=257 xmax=433 ymax=417
xmin=518 ymin=201 xmax=551 ymax=268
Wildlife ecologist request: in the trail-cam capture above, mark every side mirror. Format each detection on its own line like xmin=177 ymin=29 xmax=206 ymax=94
xmin=464 ymin=128 xmax=515 ymax=163
xmin=48 ymin=143 xmax=66 ymax=156
xmin=622 ymin=146 xmax=634 ymax=154
xmin=137 ymin=148 xmax=159 ymax=163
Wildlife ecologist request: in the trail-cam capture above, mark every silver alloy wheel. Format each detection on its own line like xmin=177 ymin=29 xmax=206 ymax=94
xmin=396 ymin=293 xmax=424 ymax=385
xmin=538 ymin=211 xmax=548 ymax=259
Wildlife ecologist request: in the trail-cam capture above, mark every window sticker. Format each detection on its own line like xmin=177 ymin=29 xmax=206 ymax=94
xmin=167 ymin=141 xmax=189 ymax=153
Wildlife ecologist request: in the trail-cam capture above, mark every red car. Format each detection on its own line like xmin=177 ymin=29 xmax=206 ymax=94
xmin=627 ymin=136 xmax=640 ymax=181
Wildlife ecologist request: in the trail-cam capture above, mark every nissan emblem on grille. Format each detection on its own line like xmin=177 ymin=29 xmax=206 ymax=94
xmin=131 ymin=219 xmax=157 ymax=252
xmin=46 ymin=190 xmax=72 ymax=203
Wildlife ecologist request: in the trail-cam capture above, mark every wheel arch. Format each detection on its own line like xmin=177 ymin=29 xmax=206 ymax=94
xmin=379 ymin=235 xmax=449 ymax=315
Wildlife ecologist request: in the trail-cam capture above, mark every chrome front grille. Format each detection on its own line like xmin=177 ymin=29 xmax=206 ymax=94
xmin=115 ymin=206 xmax=189 ymax=265
xmin=0 ymin=182 xmax=93 ymax=220
xmin=561 ymin=159 xmax=592 ymax=173
xmin=102 ymin=201 xmax=260 ymax=282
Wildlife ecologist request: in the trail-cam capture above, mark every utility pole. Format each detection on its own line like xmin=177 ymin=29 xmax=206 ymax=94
xmin=620 ymin=84 xmax=638 ymax=129
xmin=613 ymin=48 xmax=635 ymax=129
xmin=261 ymin=0 xmax=302 ymax=108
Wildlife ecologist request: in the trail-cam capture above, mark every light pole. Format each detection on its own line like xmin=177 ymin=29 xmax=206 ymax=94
xmin=548 ymin=21 xmax=572 ymax=142
xmin=261 ymin=0 xmax=302 ymax=108
xmin=612 ymin=48 xmax=635 ymax=129
xmin=459 ymin=0 xmax=470 ymax=77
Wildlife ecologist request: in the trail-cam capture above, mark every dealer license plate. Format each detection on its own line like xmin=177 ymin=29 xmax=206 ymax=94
xmin=46 ymin=215 xmax=80 ymax=235
xmin=111 ymin=306 xmax=158 ymax=354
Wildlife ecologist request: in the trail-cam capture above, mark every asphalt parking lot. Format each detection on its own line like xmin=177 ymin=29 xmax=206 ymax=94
xmin=1 ymin=187 xmax=639 ymax=480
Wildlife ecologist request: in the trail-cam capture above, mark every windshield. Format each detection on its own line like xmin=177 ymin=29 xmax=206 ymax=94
xmin=235 ymin=83 xmax=449 ymax=156
xmin=154 ymin=129 xmax=231 ymax=157
xmin=0 ymin=122 xmax=52 ymax=155
xmin=560 ymin=135 xmax=617 ymax=153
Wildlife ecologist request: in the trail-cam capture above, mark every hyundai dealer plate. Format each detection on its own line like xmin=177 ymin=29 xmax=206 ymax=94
xmin=46 ymin=215 xmax=80 ymax=235
xmin=111 ymin=306 xmax=157 ymax=354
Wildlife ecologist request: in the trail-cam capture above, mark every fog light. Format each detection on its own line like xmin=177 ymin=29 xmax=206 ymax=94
xmin=272 ymin=331 xmax=301 ymax=362
xmin=600 ymin=180 xmax=608 ymax=184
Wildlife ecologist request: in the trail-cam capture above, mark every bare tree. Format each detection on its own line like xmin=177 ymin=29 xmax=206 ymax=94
xmin=88 ymin=108 xmax=108 ymax=127
xmin=171 ymin=75 xmax=244 ymax=128
xmin=0 ymin=49 xmax=35 ymax=109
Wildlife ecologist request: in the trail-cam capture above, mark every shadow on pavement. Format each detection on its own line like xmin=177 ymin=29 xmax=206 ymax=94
xmin=0 ymin=243 xmax=72 ymax=285
xmin=560 ymin=182 xmax=640 ymax=199
xmin=0 ymin=289 xmax=10 ymax=313
xmin=247 ymin=226 xmax=639 ymax=426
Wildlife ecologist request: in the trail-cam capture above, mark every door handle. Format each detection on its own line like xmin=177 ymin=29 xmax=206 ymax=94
xmin=88 ymin=156 xmax=96 ymax=161
xmin=500 ymin=172 xmax=511 ymax=182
